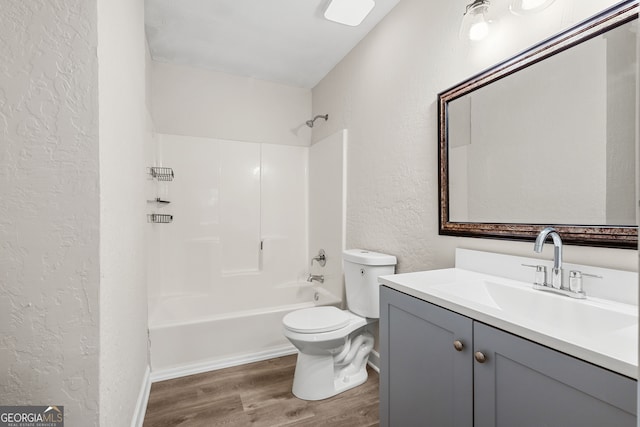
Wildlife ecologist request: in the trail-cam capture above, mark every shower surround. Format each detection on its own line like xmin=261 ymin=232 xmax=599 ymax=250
xmin=147 ymin=131 xmax=346 ymax=378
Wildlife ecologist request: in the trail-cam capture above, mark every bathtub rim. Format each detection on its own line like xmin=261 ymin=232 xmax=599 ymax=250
xmin=148 ymin=287 xmax=342 ymax=330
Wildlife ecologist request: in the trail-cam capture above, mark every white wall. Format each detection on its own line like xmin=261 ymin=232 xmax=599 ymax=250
xmin=97 ymin=0 xmax=150 ymax=425
xmin=0 ymin=1 xmax=100 ymax=425
xmin=151 ymin=61 xmax=313 ymax=146
xmin=312 ymin=0 xmax=637 ymax=273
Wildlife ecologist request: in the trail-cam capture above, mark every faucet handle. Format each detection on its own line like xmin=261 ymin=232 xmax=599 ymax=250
xmin=568 ymin=270 xmax=602 ymax=294
xmin=311 ymin=249 xmax=327 ymax=267
xmin=522 ymin=264 xmax=547 ymax=286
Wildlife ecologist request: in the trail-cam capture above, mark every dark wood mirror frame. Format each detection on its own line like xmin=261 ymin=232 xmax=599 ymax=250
xmin=438 ymin=0 xmax=638 ymax=249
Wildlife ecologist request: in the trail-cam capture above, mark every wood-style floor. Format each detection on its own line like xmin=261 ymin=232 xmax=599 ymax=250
xmin=143 ymin=354 xmax=380 ymax=427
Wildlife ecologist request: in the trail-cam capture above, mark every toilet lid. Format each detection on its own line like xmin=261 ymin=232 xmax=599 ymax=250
xmin=283 ymin=306 xmax=350 ymax=333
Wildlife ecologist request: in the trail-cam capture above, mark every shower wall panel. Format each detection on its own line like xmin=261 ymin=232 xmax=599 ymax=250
xmin=261 ymin=144 xmax=309 ymax=286
xmin=309 ymin=130 xmax=347 ymax=301
xmin=150 ymin=134 xmax=308 ymax=300
xmin=219 ymin=142 xmax=261 ymax=274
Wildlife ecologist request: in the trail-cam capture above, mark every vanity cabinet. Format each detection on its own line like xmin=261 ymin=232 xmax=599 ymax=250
xmin=379 ymin=283 xmax=473 ymax=426
xmin=379 ymin=286 xmax=637 ymax=427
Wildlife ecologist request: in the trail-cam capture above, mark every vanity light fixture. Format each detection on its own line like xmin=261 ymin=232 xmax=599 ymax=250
xmin=460 ymin=0 xmax=491 ymax=41
xmin=509 ymin=0 xmax=555 ymax=15
xmin=324 ymin=0 xmax=375 ymax=27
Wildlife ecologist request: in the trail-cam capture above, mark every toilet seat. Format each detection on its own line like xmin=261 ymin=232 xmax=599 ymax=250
xmin=283 ymin=306 xmax=350 ymax=333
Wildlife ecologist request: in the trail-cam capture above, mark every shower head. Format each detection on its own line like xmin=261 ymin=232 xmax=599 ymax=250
xmin=305 ymin=114 xmax=329 ymax=128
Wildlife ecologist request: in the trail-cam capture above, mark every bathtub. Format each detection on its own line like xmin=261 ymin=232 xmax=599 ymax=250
xmin=148 ymin=283 xmax=341 ymax=380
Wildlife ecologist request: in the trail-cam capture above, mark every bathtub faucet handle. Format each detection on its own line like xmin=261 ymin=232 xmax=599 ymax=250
xmin=311 ymin=249 xmax=326 ymax=267
xmin=307 ymin=274 xmax=324 ymax=284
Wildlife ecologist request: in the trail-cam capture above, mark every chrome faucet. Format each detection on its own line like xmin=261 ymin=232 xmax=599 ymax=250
xmin=526 ymin=227 xmax=589 ymax=299
xmin=311 ymin=249 xmax=326 ymax=267
xmin=534 ymin=227 xmax=563 ymax=289
xmin=307 ymin=274 xmax=324 ymax=284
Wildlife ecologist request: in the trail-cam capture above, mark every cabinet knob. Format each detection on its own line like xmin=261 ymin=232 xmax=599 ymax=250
xmin=453 ymin=340 xmax=464 ymax=351
xmin=474 ymin=351 xmax=487 ymax=363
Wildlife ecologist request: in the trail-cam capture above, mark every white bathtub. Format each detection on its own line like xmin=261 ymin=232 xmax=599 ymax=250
xmin=148 ymin=283 xmax=341 ymax=380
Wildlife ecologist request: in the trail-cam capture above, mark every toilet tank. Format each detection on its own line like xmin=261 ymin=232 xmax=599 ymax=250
xmin=343 ymin=249 xmax=397 ymax=318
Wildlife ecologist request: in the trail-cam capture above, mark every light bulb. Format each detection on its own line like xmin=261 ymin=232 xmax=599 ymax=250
xmin=509 ymin=0 xmax=554 ymax=15
xmin=469 ymin=15 xmax=489 ymax=41
xmin=469 ymin=20 xmax=489 ymax=41
xmin=460 ymin=1 xmax=491 ymax=41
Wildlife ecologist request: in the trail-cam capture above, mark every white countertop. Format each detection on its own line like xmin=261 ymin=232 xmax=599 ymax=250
xmin=379 ymin=262 xmax=638 ymax=379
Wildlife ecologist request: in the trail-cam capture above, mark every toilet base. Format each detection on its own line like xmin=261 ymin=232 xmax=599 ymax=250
xmin=291 ymin=331 xmax=373 ymax=401
xmin=291 ymin=352 xmax=370 ymax=400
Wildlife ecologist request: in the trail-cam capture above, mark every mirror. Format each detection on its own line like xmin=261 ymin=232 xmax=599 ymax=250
xmin=439 ymin=1 xmax=638 ymax=249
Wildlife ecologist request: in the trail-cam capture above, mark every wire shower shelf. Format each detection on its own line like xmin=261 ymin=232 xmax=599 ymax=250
xmin=147 ymin=213 xmax=173 ymax=224
xmin=149 ymin=167 xmax=174 ymax=181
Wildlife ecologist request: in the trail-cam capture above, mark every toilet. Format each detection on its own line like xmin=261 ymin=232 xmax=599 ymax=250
xmin=282 ymin=249 xmax=397 ymax=400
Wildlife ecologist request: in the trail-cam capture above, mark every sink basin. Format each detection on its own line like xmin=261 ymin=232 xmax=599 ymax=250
xmin=429 ymin=276 xmax=636 ymax=337
xmin=379 ymin=266 xmax=638 ymax=378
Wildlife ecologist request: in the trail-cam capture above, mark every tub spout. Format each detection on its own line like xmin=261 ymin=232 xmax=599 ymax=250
xmin=307 ymin=274 xmax=324 ymax=284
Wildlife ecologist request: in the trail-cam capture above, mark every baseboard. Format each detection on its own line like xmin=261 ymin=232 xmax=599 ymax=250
xmin=131 ymin=365 xmax=151 ymax=427
xmin=150 ymin=344 xmax=298 ymax=383
xmin=367 ymin=349 xmax=380 ymax=373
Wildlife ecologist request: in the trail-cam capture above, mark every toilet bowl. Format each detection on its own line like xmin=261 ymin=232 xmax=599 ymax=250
xmin=282 ymin=249 xmax=396 ymax=400
xmin=283 ymin=306 xmax=374 ymax=400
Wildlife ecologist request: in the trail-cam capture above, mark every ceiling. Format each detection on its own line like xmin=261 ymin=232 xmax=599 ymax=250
xmin=145 ymin=0 xmax=402 ymax=89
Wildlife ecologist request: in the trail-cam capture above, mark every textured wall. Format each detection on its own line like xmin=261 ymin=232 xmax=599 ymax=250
xmin=151 ymin=61 xmax=312 ymax=146
xmin=312 ymin=0 xmax=637 ymax=274
xmin=97 ymin=0 xmax=149 ymax=425
xmin=0 ymin=1 xmax=100 ymax=425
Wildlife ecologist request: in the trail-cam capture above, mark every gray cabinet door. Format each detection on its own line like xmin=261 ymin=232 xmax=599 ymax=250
xmin=473 ymin=322 xmax=637 ymax=427
xmin=380 ymin=286 xmax=473 ymax=427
